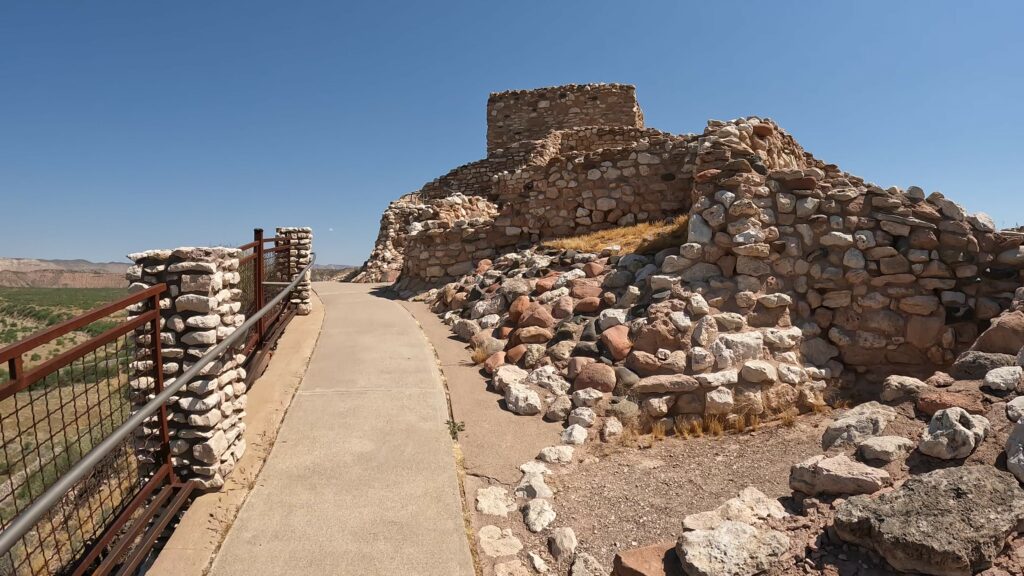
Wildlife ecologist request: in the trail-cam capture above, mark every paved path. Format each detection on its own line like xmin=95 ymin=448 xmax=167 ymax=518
xmin=209 ymin=283 xmax=475 ymax=576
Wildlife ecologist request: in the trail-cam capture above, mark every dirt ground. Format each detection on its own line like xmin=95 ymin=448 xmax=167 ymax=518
xmin=552 ymin=417 xmax=829 ymax=568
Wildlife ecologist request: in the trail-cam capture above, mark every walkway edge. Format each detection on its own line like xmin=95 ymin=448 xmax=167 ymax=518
xmin=146 ymin=290 xmax=327 ymax=576
xmin=398 ymin=300 xmax=485 ymax=576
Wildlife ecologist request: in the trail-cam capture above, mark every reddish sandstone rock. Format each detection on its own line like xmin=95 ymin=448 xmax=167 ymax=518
xmin=497 ymin=326 xmax=513 ymax=339
xmin=574 ymin=362 xmax=616 ymax=393
xmin=552 ymin=296 xmax=575 ymax=319
xmin=509 ymin=295 xmax=531 ymax=325
xmin=612 ymin=542 xmax=682 ymax=576
xmin=602 ymin=325 xmax=632 ymax=361
xmin=567 ymin=357 xmax=596 ymax=380
xmin=916 ymin=390 xmax=986 ymax=416
xmin=483 ymin=352 xmax=505 ymax=374
xmin=575 ymin=297 xmax=601 ymax=314
xmin=583 ymin=262 xmax=605 ymax=278
xmin=506 ymin=344 xmax=527 ymax=365
xmin=570 ymin=279 xmax=603 ymax=299
xmin=535 ymin=274 xmax=559 ymax=294
xmin=519 ymin=303 xmax=555 ymax=329
xmin=631 ymin=318 xmax=683 ymax=354
xmin=972 ymin=311 xmax=1024 ymax=355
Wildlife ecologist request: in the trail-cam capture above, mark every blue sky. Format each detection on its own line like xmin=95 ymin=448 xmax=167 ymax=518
xmin=2 ymin=1 xmax=1022 ymax=266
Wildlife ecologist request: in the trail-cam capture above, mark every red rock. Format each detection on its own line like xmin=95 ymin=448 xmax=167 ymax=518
xmin=551 ymin=296 xmax=575 ymax=319
xmin=573 ymin=362 xmax=616 ymax=392
xmin=612 ymin=541 xmax=682 ymax=576
xmin=519 ymin=303 xmax=555 ymax=329
xmin=916 ymin=390 xmax=986 ymax=416
xmin=475 ymin=259 xmax=493 ymax=274
xmin=574 ymin=297 xmax=601 ymax=313
xmin=497 ymin=326 xmax=513 ymax=339
xmin=535 ymin=274 xmax=559 ymax=294
xmin=601 ymin=325 xmax=632 ymax=361
xmin=973 ymin=311 xmax=1024 ymax=355
xmin=583 ymin=262 xmax=605 ymax=278
xmin=506 ymin=344 xmax=527 ymax=364
xmin=752 ymin=124 xmax=774 ymax=138
xmin=569 ymin=279 xmax=603 ymax=299
xmin=625 ymin=351 xmax=662 ymax=377
xmin=509 ymin=295 xmax=531 ymax=325
xmin=483 ymin=352 xmax=505 ymax=374
xmin=567 ymin=356 xmax=596 ymax=380
xmin=695 ymin=169 xmax=720 ymax=183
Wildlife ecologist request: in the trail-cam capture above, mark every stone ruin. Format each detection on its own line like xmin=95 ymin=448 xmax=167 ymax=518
xmin=359 ymin=83 xmax=1024 ymax=575
xmin=358 ymin=83 xmax=1024 ymax=389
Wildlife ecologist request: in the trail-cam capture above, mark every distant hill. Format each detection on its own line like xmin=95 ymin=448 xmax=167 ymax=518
xmin=311 ymin=264 xmax=358 ymax=282
xmin=0 ymin=257 xmax=129 ymax=288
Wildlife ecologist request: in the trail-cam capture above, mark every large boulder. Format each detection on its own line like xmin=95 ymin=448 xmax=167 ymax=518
xmin=1004 ymin=422 xmax=1024 ymax=482
xmin=821 ymin=402 xmax=897 ymax=449
xmin=918 ymin=407 xmax=990 ymax=460
xmin=834 ymin=466 xmax=1024 ymax=576
xmin=789 ymin=454 xmax=891 ymax=496
xmin=951 ymin=350 xmax=1017 ymax=380
xmin=972 ymin=310 xmax=1024 ymax=355
xmin=676 ymin=521 xmax=789 ymax=576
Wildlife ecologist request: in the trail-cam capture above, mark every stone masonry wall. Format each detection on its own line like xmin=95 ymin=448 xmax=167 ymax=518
xmin=277 ymin=227 xmax=313 ymax=315
xmin=486 ymin=83 xmax=643 ymax=154
xmin=126 ymin=247 xmax=247 ymax=489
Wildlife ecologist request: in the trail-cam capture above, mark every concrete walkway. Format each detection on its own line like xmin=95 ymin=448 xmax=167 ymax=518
xmin=209 ymin=283 xmax=476 ymax=576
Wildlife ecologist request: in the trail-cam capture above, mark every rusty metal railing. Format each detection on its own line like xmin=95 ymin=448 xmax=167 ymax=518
xmin=0 ymin=253 xmax=315 ymax=575
xmin=236 ymin=229 xmax=296 ymax=386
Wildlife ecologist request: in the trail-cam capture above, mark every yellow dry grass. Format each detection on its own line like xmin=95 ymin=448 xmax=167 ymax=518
xmin=544 ymin=214 xmax=690 ymax=255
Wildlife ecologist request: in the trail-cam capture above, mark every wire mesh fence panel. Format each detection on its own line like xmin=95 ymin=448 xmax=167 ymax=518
xmin=0 ymin=294 xmax=167 ymax=576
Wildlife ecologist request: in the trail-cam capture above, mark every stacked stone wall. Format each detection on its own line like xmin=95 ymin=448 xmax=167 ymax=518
xmin=277 ymin=227 xmax=313 ymax=315
xmin=487 ymin=83 xmax=643 ymax=153
xmin=126 ymin=247 xmax=247 ymax=489
xmin=653 ymin=118 xmax=1024 ymax=379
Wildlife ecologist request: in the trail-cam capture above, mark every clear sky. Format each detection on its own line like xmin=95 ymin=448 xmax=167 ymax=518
xmin=2 ymin=1 xmax=1022 ymax=266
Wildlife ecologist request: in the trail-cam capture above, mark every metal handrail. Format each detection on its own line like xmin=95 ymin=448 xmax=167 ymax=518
xmin=0 ymin=252 xmax=316 ymax=556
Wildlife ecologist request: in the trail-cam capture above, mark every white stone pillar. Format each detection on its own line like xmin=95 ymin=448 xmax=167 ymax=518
xmin=277 ymin=227 xmax=313 ymax=315
xmin=126 ymin=247 xmax=247 ymax=489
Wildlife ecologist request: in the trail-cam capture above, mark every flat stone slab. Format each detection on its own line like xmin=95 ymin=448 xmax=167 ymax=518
xmin=835 ymin=465 xmax=1024 ymax=576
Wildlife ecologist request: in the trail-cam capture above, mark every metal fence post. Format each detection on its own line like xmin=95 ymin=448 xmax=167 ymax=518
xmin=150 ymin=291 xmax=176 ymax=484
xmin=254 ymin=228 xmax=265 ymax=345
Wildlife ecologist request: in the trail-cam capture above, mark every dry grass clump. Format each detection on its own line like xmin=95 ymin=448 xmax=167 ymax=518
xmin=780 ymin=412 xmax=797 ymax=427
xmin=651 ymin=420 xmax=667 ymax=441
xmin=544 ymin=214 xmax=690 ymax=255
xmin=703 ymin=415 xmax=724 ymax=437
xmin=470 ymin=345 xmax=491 ymax=365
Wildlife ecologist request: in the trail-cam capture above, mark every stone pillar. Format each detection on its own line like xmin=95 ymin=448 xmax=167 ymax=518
xmin=276 ymin=227 xmax=313 ymax=315
xmin=126 ymin=247 xmax=247 ymax=489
